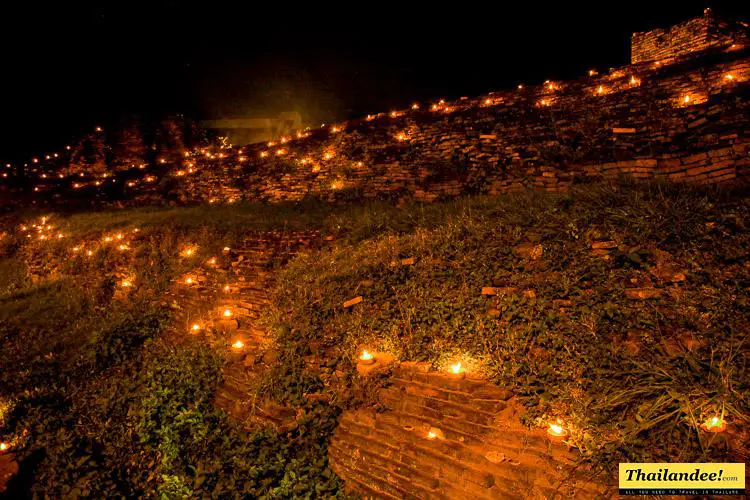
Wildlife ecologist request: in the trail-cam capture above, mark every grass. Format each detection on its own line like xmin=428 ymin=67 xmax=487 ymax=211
xmin=263 ymin=180 xmax=749 ymax=468
xmin=0 ymin=179 xmax=747 ymax=496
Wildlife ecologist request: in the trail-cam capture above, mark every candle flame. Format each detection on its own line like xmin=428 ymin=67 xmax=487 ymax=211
xmin=0 ymin=442 xmax=9 ymax=452
xmin=232 ymin=340 xmax=244 ymax=349
xmin=549 ymin=423 xmax=564 ymax=435
xmin=451 ymin=362 xmax=463 ymax=374
xmin=360 ymin=349 xmax=373 ymax=361
xmin=191 ymin=323 xmax=200 ymax=332
xmin=223 ymin=309 xmax=232 ymax=317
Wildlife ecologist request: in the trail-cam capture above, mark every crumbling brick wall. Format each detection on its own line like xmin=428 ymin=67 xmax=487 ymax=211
xmin=631 ymin=9 xmax=748 ymax=64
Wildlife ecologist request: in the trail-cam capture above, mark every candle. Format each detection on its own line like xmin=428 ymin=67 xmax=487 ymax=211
xmin=231 ymin=340 xmax=244 ymax=350
xmin=358 ymin=349 xmax=375 ymax=365
xmin=0 ymin=442 xmax=9 ymax=453
xmin=450 ymin=361 xmax=465 ymax=379
xmin=223 ymin=309 xmax=232 ymax=318
xmin=546 ymin=423 xmax=568 ymax=444
xmin=701 ymin=416 xmax=727 ymax=433
xmin=426 ymin=427 xmax=444 ymax=440
xmin=191 ymin=323 xmax=201 ymax=332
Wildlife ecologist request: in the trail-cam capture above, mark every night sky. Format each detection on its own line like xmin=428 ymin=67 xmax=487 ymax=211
xmin=2 ymin=0 xmax=748 ymax=164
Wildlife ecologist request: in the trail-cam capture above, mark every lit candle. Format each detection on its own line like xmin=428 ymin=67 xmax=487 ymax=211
xmin=701 ymin=416 xmax=727 ymax=433
xmin=724 ymin=73 xmax=734 ymax=81
xmin=231 ymin=340 xmax=244 ymax=350
xmin=449 ymin=361 xmax=465 ymax=379
xmin=0 ymin=442 xmax=9 ymax=453
xmin=426 ymin=427 xmax=444 ymax=440
xmin=191 ymin=323 xmax=201 ymax=333
xmin=121 ymin=280 xmax=132 ymax=288
xmin=185 ymin=277 xmax=194 ymax=285
xmin=546 ymin=423 xmax=568 ymax=444
xmin=358 ymin=349 xmax=375 ymax=365
xmin=223 ymin=309 xmax=232 ymax=318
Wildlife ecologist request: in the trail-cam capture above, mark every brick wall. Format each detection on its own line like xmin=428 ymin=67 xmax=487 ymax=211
xmin=4 ymin=20 xmax=750 ymax=209
xmin=631 ymin=9 xmax=748 ymax=64
xmin=329 ymin=363 xmax=611 ymax=498
xmin=173 ymin=48 xmax=750 ymax=205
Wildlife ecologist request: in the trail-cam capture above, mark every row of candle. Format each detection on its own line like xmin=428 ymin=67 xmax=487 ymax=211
xmin=356 ymin=349 xmax=728 ymax=445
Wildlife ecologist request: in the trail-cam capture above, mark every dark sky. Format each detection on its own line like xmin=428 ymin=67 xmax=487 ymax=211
xmin=2 ymin=0 xmax=748 ymax=164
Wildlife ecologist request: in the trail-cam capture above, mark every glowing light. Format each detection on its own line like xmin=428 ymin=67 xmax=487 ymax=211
xmin=517 ymin=84 xmax=523 ymax=90
xmin=185 ymin=276 xmax=194 ymax=285
xmin=222 ymin=246 xmax=230 ymax=253
xmin=95 ymin=126 xmax=103 ymax=132
xmin=426 ymin=427 xmax=444 ymax=440
xmin=331 ymin=126 xmax=341 ymax=133
xmin=191 ymin=323 xmax=201 ymax=332
xmin=231 ymin=340 xmax=244 ymax=349
xmin=724 ymin=73 xmax=734 ymax=81
xmin=208 ymin=257 xmax=217 ymax=265
xmin=596 ymin=85 xmax=605 ymax=94
xmin=588 ymin=69 xmax=597 ymax=76
xmin=701 ymin=415 xmax=727 ymax=433
xmin=223 ymin=285 xmax=231 ymax=292
xmin=411 ymin=103 xmax=419 ymax=110
xmin=630 ymin=76 xmax=641 ymax=86
xmin=358 ymin=349 xmax=375 ymax=365
xmin=0 ymin=442 xmax=9 ymax=453
xmin=546 ymin=422 xmax=568 ymax=443
xmin=683 ymin=95 xmax=691 ymax=104
xmin=323 ymin=151 xmax=334 ymax=160
xmin=395 ymin=132 xmax=408 ymax=142
xmin=223 ymin=309 xmax=232 ymax=318
xmin=121 ymin=280 xmax=132 ymax=288
xmin=260 ymin=151 xmax=268 ymax=158
xmin=450 ymin=362 xmax=463 ymax=374
xmin=181 ymin=246 xmax=196 ymax=257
